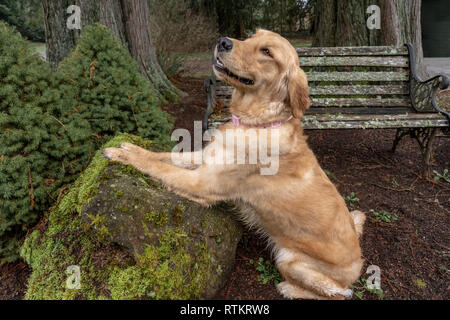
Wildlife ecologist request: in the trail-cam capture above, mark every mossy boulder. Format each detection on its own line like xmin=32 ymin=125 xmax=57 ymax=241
xmin=21 ymin=133 xmax=242 ymax=299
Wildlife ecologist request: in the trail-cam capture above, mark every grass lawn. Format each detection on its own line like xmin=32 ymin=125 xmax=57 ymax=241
xmin=28 ymin=41 xmax=46 ymax=54
xmin=175 ymin=52 xmax=212 ymax=61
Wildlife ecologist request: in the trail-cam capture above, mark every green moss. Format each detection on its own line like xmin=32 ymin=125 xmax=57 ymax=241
xmin=84 ymin=213 xmax=112 ymax=242
xmin=144 ymin=210 xmax=169 ymax=228
xmin=20 ymin=133 xmax=216 ymax=300
xmin=119 ymin=207 xmax=132 ymax=215
xmin=114 ymin=190 xmax=124 ymax=199
xmin=413 ymin=278 xmax=427 ymax=289
xmin=171 ymin=205 xmax=185 ymax=226
xmin=108 ymin=228 xmax=211 ymax=300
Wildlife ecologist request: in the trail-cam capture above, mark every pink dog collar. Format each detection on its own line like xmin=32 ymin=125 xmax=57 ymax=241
xmin=232 ymin=114 xmax=293 ymax=128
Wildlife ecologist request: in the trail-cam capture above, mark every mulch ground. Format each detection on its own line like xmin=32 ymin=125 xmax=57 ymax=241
xmin=1 ymin=77 xmax=448 ymax=300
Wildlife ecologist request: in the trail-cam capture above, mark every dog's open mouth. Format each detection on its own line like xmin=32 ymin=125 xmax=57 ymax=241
xmin=214 ymin=57 xmax=254 ymax=86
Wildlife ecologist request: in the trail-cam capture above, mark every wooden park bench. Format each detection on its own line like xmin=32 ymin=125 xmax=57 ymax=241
xmin=204 ymin=44 xmax=449 ymax=169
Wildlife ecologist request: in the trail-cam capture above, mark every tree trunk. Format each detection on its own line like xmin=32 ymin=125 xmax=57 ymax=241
xmin=381 ymin=0 xmax=426 ymax=77
xmin=312 ymin=0 xmax=426 ymax=77
xmin=312 ymin=0 xmax=380 ymax=47
xmin=42 ymin=0 xmax=77 ymax=69
xmin=78 ymin=0 xmax=127 ymax=45
xmin=121 ymin=0 xmax=181 ymax=101
xmin=42 ymin=0 xmax=180 ymax=101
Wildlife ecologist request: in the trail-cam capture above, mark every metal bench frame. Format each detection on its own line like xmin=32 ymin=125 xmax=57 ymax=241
xmin=204 ymin=43 xmax=449 ymax=170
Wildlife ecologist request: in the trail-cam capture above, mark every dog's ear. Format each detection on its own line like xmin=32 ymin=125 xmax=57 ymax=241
xmin=287 ymin=67 xmax=311 ymax=119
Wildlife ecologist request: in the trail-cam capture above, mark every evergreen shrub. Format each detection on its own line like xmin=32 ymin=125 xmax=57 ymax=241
xmin=58 ymin=24 xmax=174 ymax=149
xmin=0 ymin=22 xmax=94 ymax=262
xmin=0 ymin=23 xmax=174 ymax=262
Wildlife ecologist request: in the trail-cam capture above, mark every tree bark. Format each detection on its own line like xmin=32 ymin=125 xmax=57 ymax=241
xmin=312 ymin=0 xmax=380 ymax=47
xmin=312 ymin=0 xmax=426 ymax=77
xmin=42 ymin=0 xmax=180 ymax=101
xmin=42 ymin=0 xmax=77 ymax=69
xmin=121 ymin=0 xmax=180 ymax=101
xmin=381 ymin=0 xmax=426 ymax=77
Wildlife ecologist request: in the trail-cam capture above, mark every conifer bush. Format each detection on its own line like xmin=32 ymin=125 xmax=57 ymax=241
xmin=0 ymin=22 xmax=94 ymax=262
xmin=58 ymin=24 xmax=174 ymax=149
xmin=0 ymin=23 xmax=175 ymax=262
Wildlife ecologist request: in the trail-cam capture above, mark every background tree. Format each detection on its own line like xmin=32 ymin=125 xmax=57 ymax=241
xmin=42 ymin=0 xmax=180 ymax=101
xmin=149 ymin=0 xmax=218 ymax=53
xmin=381 ymin=0 xmax=425 ymax=77
xmin=312 ymin=0 xmax=426 ymax=77
xmin=312 ymin=0 xmax=380 ymax=47
xmin=189 ymin=0 xmax=313 ymax=38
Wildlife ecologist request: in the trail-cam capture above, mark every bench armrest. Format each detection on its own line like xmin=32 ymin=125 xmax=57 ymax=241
xmin=406 ymin=43 xmax=450 ymax=121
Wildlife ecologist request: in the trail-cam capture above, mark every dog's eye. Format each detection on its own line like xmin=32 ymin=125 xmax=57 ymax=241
xmin=261 ymin=48 xmax=272 ymax=57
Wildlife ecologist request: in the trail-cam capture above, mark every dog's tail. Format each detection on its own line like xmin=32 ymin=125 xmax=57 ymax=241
xmin=350 ymin=210 xmax=366 ymax=239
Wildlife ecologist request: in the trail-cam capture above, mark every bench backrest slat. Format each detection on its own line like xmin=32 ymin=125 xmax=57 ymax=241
xmin=296 ymin=46 xmax=409 ymax=56
xmin=306 ymin=71 xmax=409 ymax=82
xmin=300 ymin=56 xmax=409 ymax=67
xmin=313 ymin=98 xmax=411 ymax=107
xmin=211 ymin=45 xmax=413 ymax=111
xmin=214 ymin=84 xmax=410 ymax=96
xmin=309 ymin=85 xmax=409 ymax=95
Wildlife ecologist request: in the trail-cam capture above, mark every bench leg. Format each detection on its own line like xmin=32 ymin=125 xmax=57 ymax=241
xmin=391 ymin=128 xmax=410 ymax=153
xmin=416 ymin=128 xmax=437 ymax=176
xmin=392 ymin=128 xmax=437 ymax=176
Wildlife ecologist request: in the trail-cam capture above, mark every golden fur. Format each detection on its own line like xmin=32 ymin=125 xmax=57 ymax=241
xmin=103 ymin=29 xmax=365 ymax=300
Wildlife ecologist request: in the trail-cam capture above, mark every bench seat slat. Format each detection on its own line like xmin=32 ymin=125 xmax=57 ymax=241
xmin=297 ymin=46 xmax=409 ymax=57
xmin=299 ymin=56 xmax=409 ymax=67
xmin=306 ymin=71 xmax=409 ymax=82
xmin=311 ymin=98 xmax=411 ymax=107
xmin=302 ymin=114 xmax=448 ymax=129
xmin=305 ymin=112 xmax=446 ymax=121
xmin=208 ymin=112 xmax=448 ymax=130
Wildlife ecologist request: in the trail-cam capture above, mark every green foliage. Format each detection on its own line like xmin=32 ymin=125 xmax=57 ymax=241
xmin=0 ymin=24 xmax=174 ymax=262
xmin=433 ymin=169 xmax=450 ymax=183
xmin=351 ymin=278 xmax=384 ymax=300
xmin=0 ymin=0 xmax=45 ymax=41
xmin=413 ymin=278 xmax=427 ymax=289
xmin=156 ymin=50 xmax=183 ymax=78
xmin=344 ymin=192 xmax=360 ymax=209
xmin=369 ymin=209 xmax=398 ymax=223
xmin=248 ymin=257 xmax=283 ymax=285
xmin=58 ymin=24 xmax=174 ymax=150
xmin=0 ymin=22 xmax=94 ymax=262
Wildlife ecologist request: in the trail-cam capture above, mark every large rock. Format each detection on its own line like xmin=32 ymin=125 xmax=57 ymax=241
xmin=21 ymin=133 xmax=242 ymax=300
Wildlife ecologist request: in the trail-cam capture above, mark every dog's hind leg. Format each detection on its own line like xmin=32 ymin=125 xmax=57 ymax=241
xmin=276 ymin=281 xmax=341 ymax=300
xmin=350 ymin=210 xmax=366 ymax=238
xmin=275 ymin=252 xmax=353 ymax=299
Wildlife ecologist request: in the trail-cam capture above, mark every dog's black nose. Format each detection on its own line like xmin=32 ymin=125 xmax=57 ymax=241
xmin=218 ymin=37 xmax=233 ymax=52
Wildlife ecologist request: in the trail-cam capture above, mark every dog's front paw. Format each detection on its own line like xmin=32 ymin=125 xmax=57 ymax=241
xmin=102 ymin=148 xmax=131 ymax=165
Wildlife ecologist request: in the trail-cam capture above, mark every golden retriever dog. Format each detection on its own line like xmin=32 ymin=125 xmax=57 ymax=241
xmin=103 ymin=29 xmax=365 ymax=300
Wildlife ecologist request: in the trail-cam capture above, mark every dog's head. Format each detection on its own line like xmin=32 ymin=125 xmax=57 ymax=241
xmin=213 ymin=29 xmax=310 ymax=119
